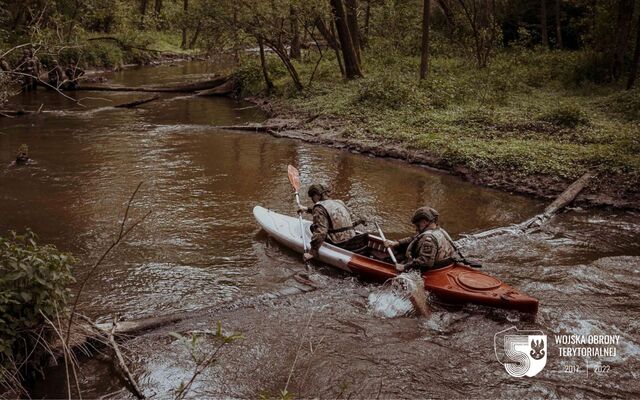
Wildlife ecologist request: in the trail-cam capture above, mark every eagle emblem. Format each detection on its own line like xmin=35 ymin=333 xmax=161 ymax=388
xmin=530 ymin=338 xmax=545 ymax=360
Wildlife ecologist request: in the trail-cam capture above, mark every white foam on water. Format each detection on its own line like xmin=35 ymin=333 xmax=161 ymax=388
xmin=367 ymin=291 xmax=413 ymax=318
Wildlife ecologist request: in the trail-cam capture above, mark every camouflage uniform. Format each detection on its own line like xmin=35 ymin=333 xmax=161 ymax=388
xmin=309 ymin=199 xmax=357 ymax=255
xmin=397 ymin=227 xmax=456 ymax=271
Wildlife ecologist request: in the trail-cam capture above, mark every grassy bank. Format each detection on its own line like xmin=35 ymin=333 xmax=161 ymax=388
xmin=237 ymin=48 xmax=640 ymax=206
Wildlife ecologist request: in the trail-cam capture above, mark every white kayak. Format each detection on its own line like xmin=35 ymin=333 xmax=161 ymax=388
xmin=253 ymin=205 xmax=540 ymax=313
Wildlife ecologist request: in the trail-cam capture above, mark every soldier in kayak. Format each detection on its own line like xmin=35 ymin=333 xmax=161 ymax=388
xmin=298 ymin=183 xmax=364 ymax=262
xmin=385 ymin=206 xmax=458 ymax=272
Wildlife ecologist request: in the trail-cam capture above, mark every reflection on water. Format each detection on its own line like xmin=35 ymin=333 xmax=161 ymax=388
xmin=2 ymin=62 xmax=639 ymax=398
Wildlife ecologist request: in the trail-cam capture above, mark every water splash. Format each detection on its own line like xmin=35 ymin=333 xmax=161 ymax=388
xmin=367 ymin=271 xmax=425 ymax=318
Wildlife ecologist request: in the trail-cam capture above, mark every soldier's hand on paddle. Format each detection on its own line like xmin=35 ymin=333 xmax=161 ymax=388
xmin=303 ymin=252 xmax=314 ymax=262
xmin=384 ymin=239 xmax=399 ymax=249
xmin=395 ymin=263 xmax=405 ymax=272
xmin=297 ymin=205 xmax=310 ymax=214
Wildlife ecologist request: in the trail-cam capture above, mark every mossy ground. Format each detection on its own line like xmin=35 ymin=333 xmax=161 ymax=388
xmin=239 ymin=48 xmax=640 ymax=194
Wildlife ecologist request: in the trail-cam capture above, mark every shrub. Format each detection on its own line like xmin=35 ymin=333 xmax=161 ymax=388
xmin=233 ymin=58 xmax=265 ymax=97
xmin=0 ymin=231 xmax=75 ymax=390
xmin=539 ymin=104 xmax=590 ymax=128
xmin=356 ymin=74 xmax=418 ymax=110
xmin=599 ymin=88 xmax=640 ymax=121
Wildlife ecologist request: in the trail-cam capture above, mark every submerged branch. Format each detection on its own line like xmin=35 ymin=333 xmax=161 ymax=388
xmin=456 ymin=171 xmax=595 ymax=247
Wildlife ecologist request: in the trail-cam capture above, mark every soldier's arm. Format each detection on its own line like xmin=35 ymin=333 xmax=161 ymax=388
xmin=309 ymin=206 xmax=329 ymax=256
xmin=404 ymin=236 xmax=437 ymax=271
xmin=396 ymin=236 xmax=415 ymax=247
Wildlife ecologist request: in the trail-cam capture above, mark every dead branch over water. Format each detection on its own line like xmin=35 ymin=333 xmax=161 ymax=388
xmin=456 ymin=171 xmax=595 ymax=247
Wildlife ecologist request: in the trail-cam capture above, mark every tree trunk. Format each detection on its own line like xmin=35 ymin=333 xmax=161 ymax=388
xmin=289 ymin=6 xmax=302 ymax=60
xmin=140 ymin=0 xmax=148 ymax=29
xmin=154 ymin=0 xmax=162 ymax=15
xmin=330 ymin=0 xmax=363 ymax=79
xmin=258 ymin=36 xmax=274 ymax=93
xmin=436 ymin=0 xmax=455 ymax=39
xmin=554 ymin=0 xmax=562 ymax=49
xmin=540 ymin=0 xmax=548 ymax=47
xmin=329 ymin=20 xmax=346 ymax=77
xmin=344 ymin=0 xmax=362 ymax=64
xmin=627 ymin=13 xmax=640 ymax=90
xmin=315 ymin=18 xmax=340 ymax=51
xmin=233 ymin=5 xmax=240 ymax=63
xmin=181 ymin=0 xmax=189 ymax=49
xmin=265 ymin=41 xmax=304 ymax=91
xmin=363 ymin=0 xmax=371 ymax=46
xmin=612 ymin=0 xmax=635 ymax=81
xmin=188 ymin=20 xmax=201 ymax=49
xmin=420 ymin=0 xmax=432 ymax=80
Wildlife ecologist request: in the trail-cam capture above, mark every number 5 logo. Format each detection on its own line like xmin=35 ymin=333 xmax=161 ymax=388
xmin=494 ymin=327 xmax=547 ymax=377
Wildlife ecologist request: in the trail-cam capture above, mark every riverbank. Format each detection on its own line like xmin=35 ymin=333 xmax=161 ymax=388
xmin=236 ymin=51 xmax=640 ymax=210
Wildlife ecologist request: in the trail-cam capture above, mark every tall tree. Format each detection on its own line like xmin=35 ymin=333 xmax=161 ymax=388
xmin=258 ymin=36 xmax=275 ymax=93
xmin=181 ymin=0 xmax=189 ymax=49
xmin=330 ymin=0 xmax=363 ymax=79
xmin=627 ymin=12 xmax=640 ymax=90
xmin=436 ymin=0 xmax=455 ymax=38
xmin=154 ymin=0 xmax=163 ymax=16
xmin=611 ymin=0 xmax=635 ymax=81
xmin=140 ymin=0 xmax=149 ymax=29
xmin=456 ymin=0 xmax=499 ymax=68
xmin=289 ymin=5 xmax=302 ymax=60
xmin=540 ymin=0 xmax=548 ymax=47
xmin=363 ymin=0 xmax=371 ymax=46
xmin=419 ymin=0 xmax=432 ymax=80
xmin=554 ymin=0 xmax=562 ymax=49
xmin=344 ymin=0 xmax=362 ymax=64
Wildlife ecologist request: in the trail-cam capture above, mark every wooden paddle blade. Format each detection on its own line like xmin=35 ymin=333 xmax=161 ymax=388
xmin=287 ymin=165 xmax=301 ymax=192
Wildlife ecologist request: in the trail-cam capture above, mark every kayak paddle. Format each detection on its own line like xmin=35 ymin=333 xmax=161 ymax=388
xmin=374 ymin=221 xmax=402 ymax=271
xmin=375 ymin=221 xmax=430 ymax=316
xmin=287 ymin=165 xmax=310 ymax=266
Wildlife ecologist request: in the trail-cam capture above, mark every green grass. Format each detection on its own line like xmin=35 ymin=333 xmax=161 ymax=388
xmin=239 ymin=48 xmax=640 ymax=184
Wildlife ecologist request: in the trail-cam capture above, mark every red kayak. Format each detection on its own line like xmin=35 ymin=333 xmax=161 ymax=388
xmin=254 ymin=206 xmax=539 ymax=314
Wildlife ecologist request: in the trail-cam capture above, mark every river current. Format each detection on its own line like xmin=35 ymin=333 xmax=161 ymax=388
xmin=1 ymin=62 xmax=638 ymax=399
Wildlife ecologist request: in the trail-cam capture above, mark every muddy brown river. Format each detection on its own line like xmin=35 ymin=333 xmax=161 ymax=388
xmin=1 ymin=63 xmax=639 ymax=399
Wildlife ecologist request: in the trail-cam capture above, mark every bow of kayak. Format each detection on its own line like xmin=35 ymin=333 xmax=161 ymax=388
xmin=253 ymin=206 xmax=539 ymax=314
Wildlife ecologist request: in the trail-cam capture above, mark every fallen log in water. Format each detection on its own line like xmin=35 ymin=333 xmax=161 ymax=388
xmin=456 ymin=171 xmax=594 ymax=246
xmin=114 ymin=95 xmax=160 ymax=108
xmin=0 ymin=109 xmax=35 ymax=117
xmin=50 ymin=275 xmax=319 ymax=358
xmin=214 ymin=123 xmax=288 ymax=131
xmin=76 ymin=76 xmax=230 ymax=93
xmin=195 ymin=79 xmax=236 ymax=97
xmin=1 ymin=95 xmax=160 ymax=116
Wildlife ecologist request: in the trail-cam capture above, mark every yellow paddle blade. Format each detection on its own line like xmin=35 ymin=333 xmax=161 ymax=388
xmin=287 ymin=165 xmax=301 ymax=192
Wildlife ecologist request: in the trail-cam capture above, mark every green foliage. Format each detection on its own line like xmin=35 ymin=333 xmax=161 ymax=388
xmin=234 ymin=58 xmax=269 ymax=97
xmin=539 ymin=103 xmax=591 ymax=128
xmin=0 ymin=231 xmax=75 ymax=389
xmin=264 ymin=47 xmax=639 ymax=184
xmin=599 ymin=88 xmax=640 ymax=121
xmin=356 ymin=74 xmax=416 ymax=110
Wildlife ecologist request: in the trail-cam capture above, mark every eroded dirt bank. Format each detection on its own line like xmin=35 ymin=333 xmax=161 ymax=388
xmin=242 ymin=96 xmax=639 ymax=210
